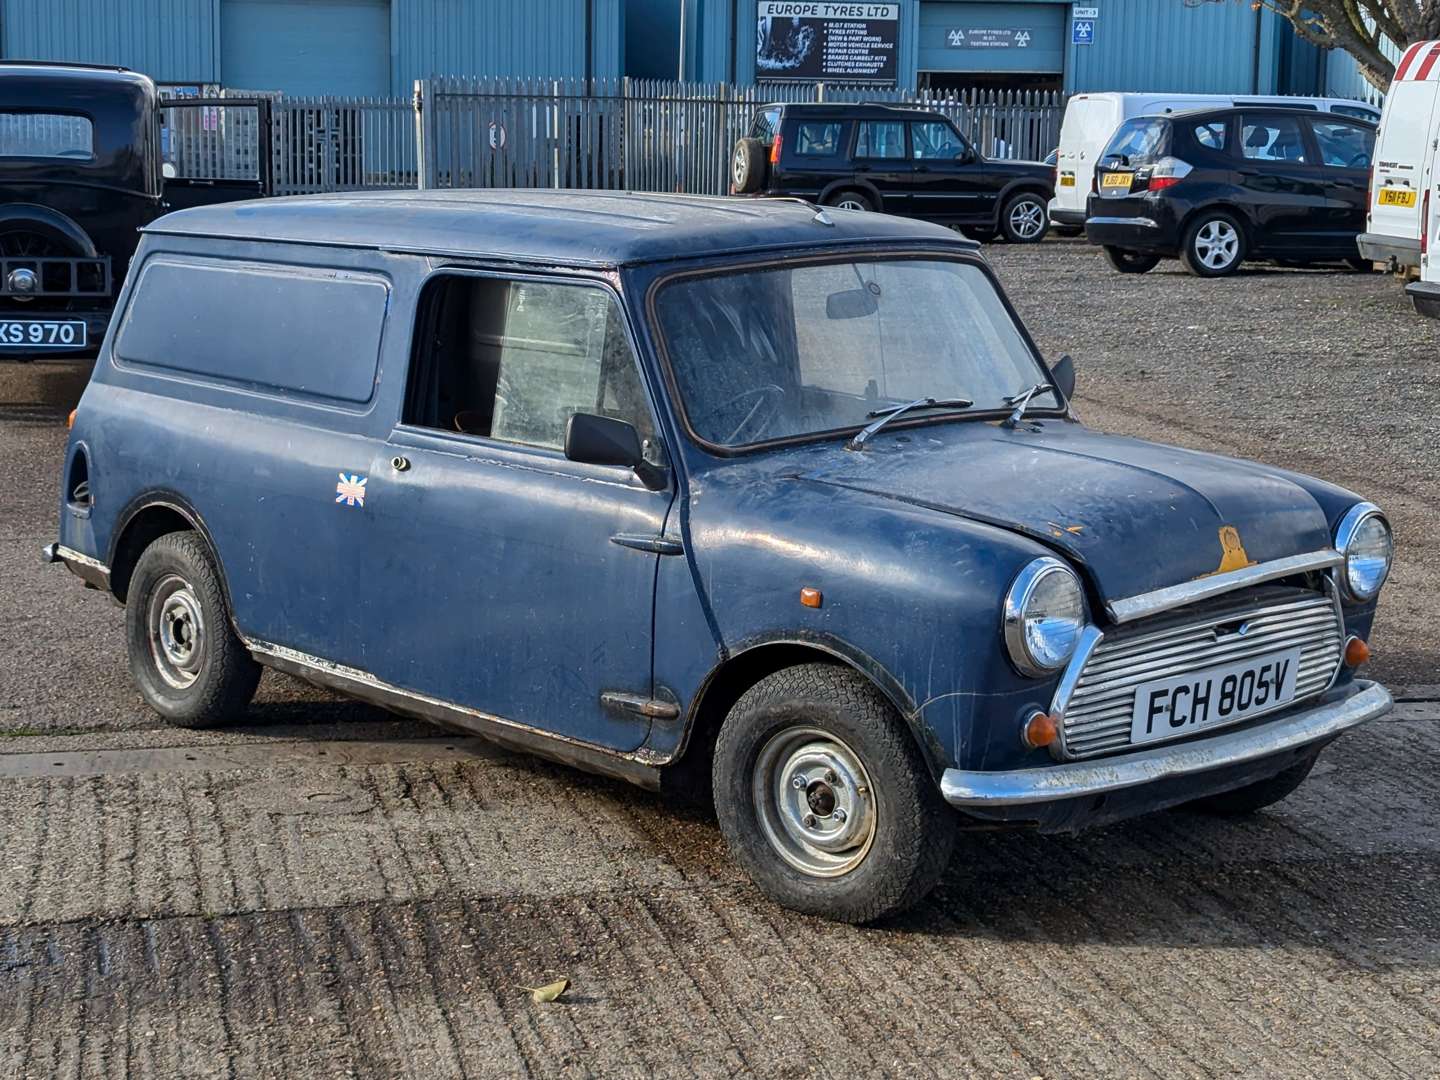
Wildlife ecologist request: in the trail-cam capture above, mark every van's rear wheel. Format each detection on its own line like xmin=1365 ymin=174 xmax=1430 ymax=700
xmin=125 ymin=531 xmax=260 ymax=727
xmin=712 ymin=663 xmax=954 ymax=923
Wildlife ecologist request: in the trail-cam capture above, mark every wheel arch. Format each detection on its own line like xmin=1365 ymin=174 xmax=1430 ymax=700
xmin=0 ymin=203 xmax=98 ymax=256
xmin=666 ymin=636 xmax=945 ymax=792
xmin=817 ymin=178 xmax=884 ymax=211
xmin=992 ymin=181 xmax=1054 ymax=227
xmin=107 ymin=494 xmax=233 ymax=616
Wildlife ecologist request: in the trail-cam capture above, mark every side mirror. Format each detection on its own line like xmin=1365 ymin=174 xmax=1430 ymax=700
xmin=1050 ymin=354 xmax=1076 ymax=401
xmin=565 ymin=412 xmax=643 ymax=468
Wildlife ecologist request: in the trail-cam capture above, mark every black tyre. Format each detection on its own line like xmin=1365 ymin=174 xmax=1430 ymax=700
xmin=1178 ymin=754 xmax=1318 ymax=817
xmin=125 ymin=531 xmax=260 ymax=728
xmin=1103 ymin=246 xmax=1161 ymax=274
xmin=999 ymin=191 xmax=1050 ymax=243
xmin=1053 ymin=225 xmax=1084 ymax=238
xmin=1180 ymin=211 xmax=1246 ymax=276
xmin=712 ymin=663 xmax=955 ymax=923
xmin=730 ymin=137 xmax=768 ymax=194
xmin=1346 ymin=256 xmax=1375 ymax=273
xmin=825 ymin=189 xmax=873 ymax=212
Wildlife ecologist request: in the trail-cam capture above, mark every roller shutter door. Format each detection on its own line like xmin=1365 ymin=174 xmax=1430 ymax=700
xmin=221 ymin=0 xmax=391 ymax=96
xmin=918 ymin=1 xmax=1065 ymax=75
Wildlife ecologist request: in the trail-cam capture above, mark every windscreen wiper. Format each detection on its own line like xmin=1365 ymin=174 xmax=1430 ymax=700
xmin=1001 ymin=383 xmax=1058 ymax=428
xmin=846 ymin=397 xmax=974 ymax=451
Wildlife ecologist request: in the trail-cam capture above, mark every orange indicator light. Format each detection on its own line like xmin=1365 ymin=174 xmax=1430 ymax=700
xmin=799 ymin=587 xmax=822 ymax=609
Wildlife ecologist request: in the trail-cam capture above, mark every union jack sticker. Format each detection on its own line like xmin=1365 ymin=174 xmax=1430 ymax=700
xmin=335 ymin=473 xmax=367 ymax=508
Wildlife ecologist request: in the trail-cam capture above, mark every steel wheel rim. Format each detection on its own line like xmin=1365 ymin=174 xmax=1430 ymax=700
xmin=147 ymin=573 xmax=206 ymax=689
xmin=1195 ymin=220 xmax=1239 ymax=269
xmin=752 ymin=726 xmax=877 ymax=878
xmin=835 ymin=197 xmax=867 ymax=211
xmin=731 ymin=150 xmax=746 ymax=188
xmin=1010 ymin=199 xmax=1045 ymax=239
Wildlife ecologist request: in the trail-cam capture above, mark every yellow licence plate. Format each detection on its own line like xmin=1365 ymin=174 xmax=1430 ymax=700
xmin=1100 ymin=172 xmax=1132 ymax=192
xmin=1378 ymin=187 xmax=1417 ymax=207
xmin=1059 ymin=173 xmax=1076 ymax=187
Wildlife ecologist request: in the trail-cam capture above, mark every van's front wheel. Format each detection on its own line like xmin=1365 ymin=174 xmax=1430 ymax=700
xmin=125 ymin=531 xmax=260 ymax=727
xmin=712 ymin=664 xmax=954 ymax=923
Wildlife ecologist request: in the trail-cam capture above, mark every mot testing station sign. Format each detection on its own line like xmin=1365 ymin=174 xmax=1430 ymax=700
xmin=1072 ymin=18 xmax=1095 ymax=45
xmin=945 ymin=28 xmax=1032 ymax=49
xmin=757 ymin=2 xmax=900 ymax=84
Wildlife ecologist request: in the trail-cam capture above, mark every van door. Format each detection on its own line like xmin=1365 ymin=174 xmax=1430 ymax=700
xmin=1369 ymin=74 xmax=1440 ymax=258
xmin=362 ymin=271 xmax=674 ymax=753
xmin=1056 ymin=95 xmax=1117 ymax=215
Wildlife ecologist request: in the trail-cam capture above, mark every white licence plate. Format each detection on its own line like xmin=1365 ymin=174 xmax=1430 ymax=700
xmin=1130 ymin=647 xmax=1302 ymax=746
xmin=0 ymin=320 xmax=87 ymax=349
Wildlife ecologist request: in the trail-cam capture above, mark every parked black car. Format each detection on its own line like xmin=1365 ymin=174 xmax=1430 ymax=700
xmin=731 ymin=103 xmax=1054 ymax=243
xmin=1 ymin=62 xmax=270 ymax=361
xmin=1084 ymin=106 xmax=1376 ymax=276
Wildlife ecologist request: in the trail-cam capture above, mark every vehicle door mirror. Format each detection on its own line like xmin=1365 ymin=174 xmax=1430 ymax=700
xmin=565 ymin=412 xmax=644 ymax=468
xmin=826 ymin=287 xmax=879 ymax=320
xmin=1050 ymin=353 xmax=1076 ymax=401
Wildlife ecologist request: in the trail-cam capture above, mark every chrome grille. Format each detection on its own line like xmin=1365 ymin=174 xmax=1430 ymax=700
xmin=1058 ymin=587 xmax=1343 ymax=761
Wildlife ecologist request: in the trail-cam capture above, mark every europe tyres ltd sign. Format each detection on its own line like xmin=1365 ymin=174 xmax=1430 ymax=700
xmin=757 ymin=2 xmax=900 ymax=84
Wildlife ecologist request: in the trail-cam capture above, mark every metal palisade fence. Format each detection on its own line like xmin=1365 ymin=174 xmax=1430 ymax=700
xmin=165 ymin=79 xmax=1067 ymax=197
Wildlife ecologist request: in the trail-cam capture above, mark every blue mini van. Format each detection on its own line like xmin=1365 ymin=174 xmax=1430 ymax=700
xmin=48 ymin=191 xmax=1394 ymax=922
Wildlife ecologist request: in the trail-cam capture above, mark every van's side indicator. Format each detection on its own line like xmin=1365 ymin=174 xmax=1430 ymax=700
xmin=335 ymin=473 xmax=368 ymax=508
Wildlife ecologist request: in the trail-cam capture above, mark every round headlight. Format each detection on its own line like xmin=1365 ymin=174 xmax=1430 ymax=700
xmin=1004 ymin=557 xmax=1086 ymax=677
xmin=1335 ymin=503 xmax=1392 ymax=602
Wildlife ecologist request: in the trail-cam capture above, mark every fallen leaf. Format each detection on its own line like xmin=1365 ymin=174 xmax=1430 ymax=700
xmin=521 ymin=978 xmax=570 ymax=1004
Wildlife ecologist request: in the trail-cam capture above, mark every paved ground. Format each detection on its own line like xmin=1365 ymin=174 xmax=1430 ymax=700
xmin=1 ymin=240 xmax=1437 ymax=1078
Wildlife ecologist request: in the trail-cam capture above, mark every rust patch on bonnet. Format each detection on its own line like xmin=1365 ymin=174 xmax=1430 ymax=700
xmin=1195 ymin=525 xmax=1258 ymax=580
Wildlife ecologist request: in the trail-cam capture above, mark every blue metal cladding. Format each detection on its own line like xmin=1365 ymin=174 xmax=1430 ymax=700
xmin=637 ymin=0 xmax=1345 ymax=97
xmin=0 ymin=0 xmax=219 ymax=83
xmin=221 ymin=0 xmax=391 ymax=96
xmin=392 ymin=0 xmax=625 ymax=90
xmin=1063 ymin=0 xmax=1282 ymax=95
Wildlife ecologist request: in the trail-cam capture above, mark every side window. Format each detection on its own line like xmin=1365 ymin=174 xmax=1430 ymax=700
xmin=1331 ymin=104 xmax=1380 ymax=122
xmin=855 ymin=120 xmax=905 ymax=160
xmin=911 ymin=120 xmax=968 ymax=160
xmin=1311 ymin=119 xmax=1375 ymax=168
xmin=1192 ymin=121 xmax=1227 ymax=151
xmin=794 ymin=121 xmax=844 ymax=157
xmin=403 ymin=276 xmax=654 ymax=452
xmin=1240 ymin=115 xmax=1307 ymax=163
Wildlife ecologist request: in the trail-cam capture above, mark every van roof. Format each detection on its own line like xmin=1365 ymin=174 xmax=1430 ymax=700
xmin=142 ymin=189 xmax=971 ymax=267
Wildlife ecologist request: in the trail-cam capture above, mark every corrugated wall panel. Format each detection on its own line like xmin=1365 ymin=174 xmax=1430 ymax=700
xmin=1064 ymin=0 xmax=1273 ymax=95
xmin=393 ymin=0 xmax=622 ymax=91
xmin=0 ymin=0 xmax=218 ymax=83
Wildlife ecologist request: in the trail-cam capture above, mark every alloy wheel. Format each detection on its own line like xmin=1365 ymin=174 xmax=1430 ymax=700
xmin=1194 ymin=219 xmax=1240 ymax=270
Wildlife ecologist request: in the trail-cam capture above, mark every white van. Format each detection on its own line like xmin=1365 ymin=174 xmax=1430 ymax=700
xmin=1049 ymin=92 xmax=1381 ymax=230
xmin=1362 ymin=40 xmax=1440 ymax=273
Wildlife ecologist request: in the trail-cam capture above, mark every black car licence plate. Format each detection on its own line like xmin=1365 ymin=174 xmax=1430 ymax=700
xmin=0 ymin=319 xmax=88 ymax=349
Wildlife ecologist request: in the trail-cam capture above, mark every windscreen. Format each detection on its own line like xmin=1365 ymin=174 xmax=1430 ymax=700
xmin=1101 ymin=117 xmax=1171 ymax=166
xmin=654 ymin=258 xmax=1051 ymax=449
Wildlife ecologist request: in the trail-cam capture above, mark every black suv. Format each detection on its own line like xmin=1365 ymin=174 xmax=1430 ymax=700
xmin=731 ymin=103 xmax=1054 ymax=243
xmin=1085 ymin=106 xmax=1376 ymax=277
xmin=1 ymin=62 xmax=271 ymax=361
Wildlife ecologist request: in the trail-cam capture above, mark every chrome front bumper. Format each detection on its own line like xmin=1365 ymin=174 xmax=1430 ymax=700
xmin=940 ymin=680 xmax=1391 ymax=807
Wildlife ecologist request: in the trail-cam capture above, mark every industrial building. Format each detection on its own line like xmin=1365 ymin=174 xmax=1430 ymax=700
xmin=0 ymin=0 xmax=1377 ymax=103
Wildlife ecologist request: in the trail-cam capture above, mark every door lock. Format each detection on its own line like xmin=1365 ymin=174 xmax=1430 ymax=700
xmin=391 ymin=455 xmax=410 ymax=472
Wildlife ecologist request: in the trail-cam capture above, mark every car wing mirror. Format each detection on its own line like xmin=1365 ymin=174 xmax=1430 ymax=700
xmin=565 ymin=412 xmax=668 ymax=489
xmin=826 ymin=287 xmax=879 ymax=319
xmin=1050 ymin=353 xmax=1076 ymax=401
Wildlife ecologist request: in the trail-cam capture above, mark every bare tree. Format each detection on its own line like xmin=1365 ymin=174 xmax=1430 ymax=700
xmin=1189 ymin=1 xmax=1440 ymax=91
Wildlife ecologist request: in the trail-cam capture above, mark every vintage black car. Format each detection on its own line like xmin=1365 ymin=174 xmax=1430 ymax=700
xmin=0 ymin=62 xmax=269 ymax=360
xmin=731 ymin=103 xmax=1055 ymax=243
